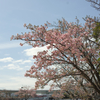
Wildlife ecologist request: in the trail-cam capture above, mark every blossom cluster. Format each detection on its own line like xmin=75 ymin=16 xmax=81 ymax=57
xmin=11 ymin=18 xmax=100 ymax=98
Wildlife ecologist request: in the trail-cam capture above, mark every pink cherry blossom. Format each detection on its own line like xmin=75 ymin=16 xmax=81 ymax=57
xmin=11 ymin=18 xmax=100 ymax=99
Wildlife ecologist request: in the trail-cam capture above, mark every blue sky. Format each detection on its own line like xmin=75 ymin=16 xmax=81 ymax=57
xmin=0 ymin=0 xmax=99 ymax=90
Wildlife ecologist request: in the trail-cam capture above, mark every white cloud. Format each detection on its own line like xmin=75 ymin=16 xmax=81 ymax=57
xmin=0 ymin=42 xmax=20 ymax=49
xmin=20 ymin=60 xmax=32 ymax=64
xmin=0 ymin=57 xmax=33 ymax=71
xmin=13 ymin=59 xmax=23 ymax=63
xmin=4 ymin=54 xmax=10 ymax=56
xmin=0 ymin=76 xmax=36 ymax=90
xmin=24 ymin=46 xmax=47 ymax=56
xmin=24 ymin=65 xmax=31 ymax=68
xmin=0 ymin=67 xmax=4 ymax=70
xmin=0 ymin=57 xmax=13 ymax=62
xmin=0 ymin=76 xmax=50 ymax=90
xmin=13 ymin=59 xmax=32 ymax=64
xmin=4 ymin=64 xmax=23 ymax=70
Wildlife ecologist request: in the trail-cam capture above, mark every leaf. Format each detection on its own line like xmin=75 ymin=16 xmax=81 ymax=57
xmin=93 ymin=22 xmax=100 ymax=41
xmin=97 ymin=58 xmax=100 ymax=62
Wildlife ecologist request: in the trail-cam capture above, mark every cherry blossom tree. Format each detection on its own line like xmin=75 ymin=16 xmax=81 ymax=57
xmin=86 ymin=0 xmax=100 ymax=10
xmin=11 ymin=18 xmax=100 ymax=99
xmin=61 ymin=0 xmax=100 ymax=11
xmin=15 ymin=86 xmax=36 ymax=100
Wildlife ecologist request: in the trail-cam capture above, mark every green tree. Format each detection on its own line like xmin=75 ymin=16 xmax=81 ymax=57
xmin=93 ymin=22 xmax=100 ymax=41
